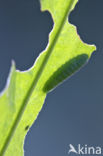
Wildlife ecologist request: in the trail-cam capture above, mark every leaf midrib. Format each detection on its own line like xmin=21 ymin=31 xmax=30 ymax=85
xmin=0 ymin=0 xmax=75 ymax=155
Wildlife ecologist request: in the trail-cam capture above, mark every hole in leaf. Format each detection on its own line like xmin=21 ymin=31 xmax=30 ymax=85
xmin=0 ymin=0 xmax=53 ymax=91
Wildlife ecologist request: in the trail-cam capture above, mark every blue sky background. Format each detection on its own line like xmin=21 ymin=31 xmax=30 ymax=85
xmin=0 ymin=0 xmax=103 ymax=155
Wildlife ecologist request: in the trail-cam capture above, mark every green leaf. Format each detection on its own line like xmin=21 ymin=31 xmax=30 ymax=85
xmin=0 ymin=0 xmax=96 ymax=155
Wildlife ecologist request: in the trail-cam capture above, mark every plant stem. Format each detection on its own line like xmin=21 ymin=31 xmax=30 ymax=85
xmin=0 ymin=0 xmax=75 ymax=155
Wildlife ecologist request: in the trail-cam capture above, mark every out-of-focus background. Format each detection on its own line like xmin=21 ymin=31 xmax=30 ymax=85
xmin=0 ymin=0 xmax=103 ymax=155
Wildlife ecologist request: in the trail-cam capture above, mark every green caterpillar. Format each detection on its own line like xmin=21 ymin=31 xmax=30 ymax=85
xmin=43 ymin=54 xmax=88 ymax=92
